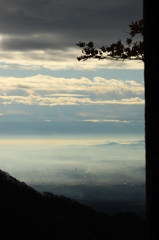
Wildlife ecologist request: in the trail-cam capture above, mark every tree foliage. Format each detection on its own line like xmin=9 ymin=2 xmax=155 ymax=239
xmin=76 ymin=19 xmax=144 ymax=62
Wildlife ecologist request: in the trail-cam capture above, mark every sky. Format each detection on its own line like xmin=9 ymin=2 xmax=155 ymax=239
xmin=0 ymin=1 xmax=145 ymax=208
xmin=0 ymin=0 xmax=144 ymax=123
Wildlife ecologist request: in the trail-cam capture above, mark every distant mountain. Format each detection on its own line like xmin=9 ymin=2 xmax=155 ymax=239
xmin=93 ymin=139 xmax=145 ymax=147
xmin=0 ymin=169 xmax=146 ymax=240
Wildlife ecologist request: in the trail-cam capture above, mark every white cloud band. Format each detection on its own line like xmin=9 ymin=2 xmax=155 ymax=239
xmin=0 ymin=75 xmax=144 ymax=106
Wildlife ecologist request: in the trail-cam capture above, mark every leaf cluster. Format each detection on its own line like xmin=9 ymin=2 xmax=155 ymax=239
xmin=76 ymin=19 xmax=144 ymax=62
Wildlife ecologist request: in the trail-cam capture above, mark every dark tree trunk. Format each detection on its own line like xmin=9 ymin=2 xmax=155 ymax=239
xmin=144 ymin=1 xmax=159 ymax=239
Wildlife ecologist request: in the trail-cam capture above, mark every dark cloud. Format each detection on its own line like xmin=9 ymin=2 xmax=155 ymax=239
xmin=0 ymin=0 xmax=143 ymax=51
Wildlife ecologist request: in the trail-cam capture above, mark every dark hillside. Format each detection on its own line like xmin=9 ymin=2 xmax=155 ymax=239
xmin=0 ymin=169 xmax=145 ymax=240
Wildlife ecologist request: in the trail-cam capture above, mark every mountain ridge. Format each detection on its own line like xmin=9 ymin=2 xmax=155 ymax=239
xmin=0 ymin=169 xmax=146 ymax=240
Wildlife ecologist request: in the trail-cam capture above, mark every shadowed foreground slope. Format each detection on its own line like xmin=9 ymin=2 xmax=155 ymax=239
xmin=0 ymin=169 xmax=145 ymax=240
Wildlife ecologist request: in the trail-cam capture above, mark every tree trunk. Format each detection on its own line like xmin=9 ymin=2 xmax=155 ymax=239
xmin=144 ymin=1 xmax=159 ymax=239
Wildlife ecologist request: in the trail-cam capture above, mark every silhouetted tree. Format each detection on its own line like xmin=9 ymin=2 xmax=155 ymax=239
xmin=144 ymin=1 xmax=159 ymax=239
xmin=76 ymin=19 xmax=144 ymax=62
xmin=76 ymin=7 xmax=159 ymax=239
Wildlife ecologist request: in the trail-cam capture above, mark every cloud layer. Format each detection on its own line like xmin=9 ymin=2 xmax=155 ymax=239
xmin=0 ymin=0 xmax=143 ymax=47
xmin=0 ymin=1 xmax=144 ymax=122
xmin=0 ymin=74 xmax=144 ymax=122
xmin=0 ymin=0 xmax=143 ymax=70
xmin=0 ymin=75 xmax=144 ymax=106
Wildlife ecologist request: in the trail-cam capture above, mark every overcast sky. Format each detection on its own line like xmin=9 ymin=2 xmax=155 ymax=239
xmin=0 ymin=0 xmax=144 ymax=124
